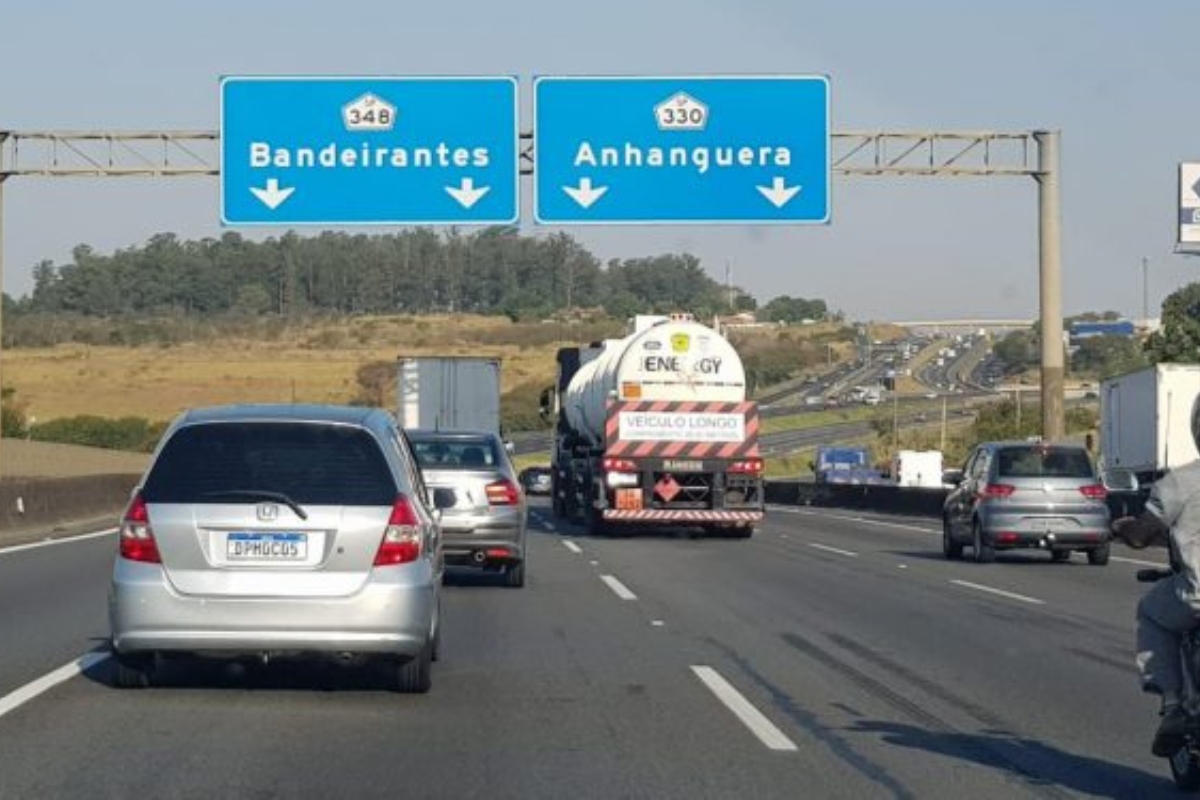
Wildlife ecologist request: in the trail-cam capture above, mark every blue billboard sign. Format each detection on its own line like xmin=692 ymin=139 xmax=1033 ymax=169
xmin=534 ymin=76 xmax=829 ymax=224
xmin=221 ymin=76 xmax=518 ymax=225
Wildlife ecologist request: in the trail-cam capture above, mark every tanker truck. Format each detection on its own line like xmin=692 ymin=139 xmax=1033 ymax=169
xmin=540 ymin=314 xmax=764 ymax=537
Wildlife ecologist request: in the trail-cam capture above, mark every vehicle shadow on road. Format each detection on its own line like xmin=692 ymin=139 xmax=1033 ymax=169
xmin=889 ymin=550 xmax=1088 ymax=567
xmin=848 ymin=718 xmax=1171 ymax=798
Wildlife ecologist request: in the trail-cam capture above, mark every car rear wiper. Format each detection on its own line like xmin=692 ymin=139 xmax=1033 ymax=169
xmin=198 ymin=489 xmax=309 ymax=520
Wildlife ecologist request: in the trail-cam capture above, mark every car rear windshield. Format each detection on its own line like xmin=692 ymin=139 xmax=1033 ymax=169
xmin=995 ymin=446 xmax=1094 ymax=479
xmin=142 ymin=422 xmax=397 ymax=505
xmin=410 ymin=437 xmax=501 ymax=470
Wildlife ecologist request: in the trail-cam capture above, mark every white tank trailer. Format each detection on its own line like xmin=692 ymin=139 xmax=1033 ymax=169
xmin=547 ymin=315 xmax=764 ymax=537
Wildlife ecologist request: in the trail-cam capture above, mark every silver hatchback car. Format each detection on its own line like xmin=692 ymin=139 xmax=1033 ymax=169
xmin=109 ymin=404 xmax=447 ymax=692
xmin=407 ymin=430 xmax=527 ymax=587
xmin=942 ymin=440 xmax=1112 ymax=564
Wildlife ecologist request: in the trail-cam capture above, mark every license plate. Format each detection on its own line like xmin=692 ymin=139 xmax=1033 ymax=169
xmin=226 ymin=532 xmax=307 ymax=561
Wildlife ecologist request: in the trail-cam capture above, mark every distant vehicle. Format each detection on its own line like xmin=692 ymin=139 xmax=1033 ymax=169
xmin=812 ymin=446 xmax=887 ymax=485
xmin=397 ymin=356 xmax=502 ymax=435
xmin=519 ymin=465 xmax=553 ymax=496
xmin=892 ymin=450 xmax=944 ymax=488
xmin=942 ymin=440 xmax=1111 ymax=564
xmin=109 ymin=404 xmax=448 ymax=692
xmin=409 ymin=429 xmax=528 ymax=587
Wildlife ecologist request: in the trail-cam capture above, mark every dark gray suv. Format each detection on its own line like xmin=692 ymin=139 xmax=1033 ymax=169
xmin=942 ymin=440 xmax=1112 ymax=564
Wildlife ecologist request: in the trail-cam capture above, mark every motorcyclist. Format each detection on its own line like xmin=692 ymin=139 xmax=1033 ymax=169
xmin=1112 ymin=394 xmax=1200 ymax=757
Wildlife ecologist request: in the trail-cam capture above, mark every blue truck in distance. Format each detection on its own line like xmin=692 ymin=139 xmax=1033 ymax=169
xmin=811 ymin=446 xmax=887 ymax=485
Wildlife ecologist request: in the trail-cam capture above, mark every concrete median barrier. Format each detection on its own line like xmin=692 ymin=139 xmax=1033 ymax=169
xmin=0 ymin=474 xmax=141 ymax=545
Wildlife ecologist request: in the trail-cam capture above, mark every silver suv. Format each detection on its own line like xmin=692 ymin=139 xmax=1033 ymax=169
xmin=942 ymin=440 xmax=1112 ymax=564
xmin=108 ymin=404 xmax=448 ymax=692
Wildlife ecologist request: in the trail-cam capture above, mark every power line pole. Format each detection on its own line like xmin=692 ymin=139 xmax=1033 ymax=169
xmin=1142 ymin=256 xmax=1150 ymax=323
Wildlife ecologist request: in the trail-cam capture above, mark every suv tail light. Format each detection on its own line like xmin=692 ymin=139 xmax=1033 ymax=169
xmin=728 ymin=458 xmax=764 ymax=475
xmin=374 ymin=495 xmax=422 ymax=566
xmin=979 ymin=483 xmax=1016 ymax=500
xmin=485 ymin=479 xmax=521 ymax=506
xmin=119 ymin=493 xmax=161 ymax=563
xmin=1079 ymin=484 xmax=1107 ymax=500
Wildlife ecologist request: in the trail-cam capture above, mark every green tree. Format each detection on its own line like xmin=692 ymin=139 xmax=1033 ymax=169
xmin=1071 ymin=334 xmax=1147 ymax=377
xmin=993 ymin=329 xmax=1040 ymax=374
xmin=1145 ymin=282 xmax=1200 ymax=363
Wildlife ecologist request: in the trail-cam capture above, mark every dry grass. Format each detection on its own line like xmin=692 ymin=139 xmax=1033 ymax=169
xmin=5 ymin=315 xmax=567 ymax=423
xmin=4 ymin=438 xmax=149 ymax=478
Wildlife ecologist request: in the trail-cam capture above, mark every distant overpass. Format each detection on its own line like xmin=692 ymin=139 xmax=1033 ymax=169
xmin=893 ymin=319 xmax=1035 ymax=335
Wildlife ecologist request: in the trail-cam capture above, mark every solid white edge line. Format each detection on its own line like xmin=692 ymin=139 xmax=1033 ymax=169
xmin=951 ymin=579 xmax=1045 ymax=605
xmin=808 ymin=543 xmax=858 ymax=558
xmin=0 ymin=651 xmax=110 ymax=719
xmin=768 ymin=506 xmax=936 ymax=534
xmin=600 ymin=574 xmax=637 ymax=600
xmin=562 ymin=540 xmax=583 ymax=554
xmin=691 ymin=665 xmax=798 ymax=752
xmin=0 ymin=528 xmax=118 ymax=556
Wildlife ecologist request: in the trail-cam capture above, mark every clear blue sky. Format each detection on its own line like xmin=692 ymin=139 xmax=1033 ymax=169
xmin=2 ymin=1 xmax=1197 ymax=321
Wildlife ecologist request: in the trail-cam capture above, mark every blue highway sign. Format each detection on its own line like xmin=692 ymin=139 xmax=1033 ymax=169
xmin=221 ymin=76 xmax=518 ymax=225
xmin=534 ymin=76 xmax=829 ymax=224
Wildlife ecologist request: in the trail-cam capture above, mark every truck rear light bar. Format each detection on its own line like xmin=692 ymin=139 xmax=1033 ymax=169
xmin=602 ymin=457 xmax=639 ymax=473
xmin=728 ymin=458 xmax=764 ymax=475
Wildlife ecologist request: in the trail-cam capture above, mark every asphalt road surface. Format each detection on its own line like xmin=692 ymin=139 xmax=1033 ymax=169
xmin=0 ymin=503 xmax=1180 ymax=798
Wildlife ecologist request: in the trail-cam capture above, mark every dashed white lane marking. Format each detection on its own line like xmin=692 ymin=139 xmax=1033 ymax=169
xmin=600 ymin=574 xmax=638 ymax=600
xmin=691 ymin=665 xmax=798 ymax=752
xmin=562 ymin=540 xmax=583 ymax=554
xmin=1113 ymin=556 xmax=1169 ymax=568
xmin=0 ymin=528 xmax=117 ymax=557
xmin=808 ymin=543 xmax=858 ymax=558
xmin=0 ymin=651 xmax=109 ymax=719
xmin=951 ymin=579 xmax=1045 ymax=606
xmin=651 ymin=620 xmax=666 ymax=627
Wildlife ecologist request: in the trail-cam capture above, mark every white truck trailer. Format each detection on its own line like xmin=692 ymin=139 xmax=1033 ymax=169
xmin=1100 ymin=363 xmax=1200 ymax=483
xmin=396 ymin=356 xmax=502 ymax=433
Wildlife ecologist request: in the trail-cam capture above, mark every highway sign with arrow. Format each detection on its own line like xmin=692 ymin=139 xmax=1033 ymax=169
xmin=533 ymin=76 xmax=829 ymax=224
xmin=221 ymin=76 xmax=518 ymax=225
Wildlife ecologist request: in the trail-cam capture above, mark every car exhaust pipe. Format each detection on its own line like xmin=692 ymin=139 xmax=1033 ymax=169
xmin=472 ymin=550 xmax=486 ymax=564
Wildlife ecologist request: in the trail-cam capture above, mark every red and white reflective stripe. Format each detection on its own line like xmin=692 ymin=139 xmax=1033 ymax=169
xmin=602 ymin=510 xmax=764 ymax=521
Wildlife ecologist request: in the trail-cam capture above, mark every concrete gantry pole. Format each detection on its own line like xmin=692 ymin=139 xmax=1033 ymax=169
xmin=1034 ymin=130 xmax=1065 ymax=441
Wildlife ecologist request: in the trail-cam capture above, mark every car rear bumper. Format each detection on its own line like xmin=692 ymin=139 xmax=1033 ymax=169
xmin=979 ymin=513 xmax=1111 ymax=549
xmin=109 ymin=559 xmax=436 ymax=658
xmin=442 ymin=524 xmax=525 ymax=565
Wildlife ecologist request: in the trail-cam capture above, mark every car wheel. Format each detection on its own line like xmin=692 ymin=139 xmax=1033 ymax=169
xmin=1051 ymin=549 xmax=1072 ymax=563
xmin=973 ymin=522 xmax=995 ymax=564
xmin=942 ymin=516 xmax=963 ymax=560
xmin=113 ymin=652 xmax=153 ymax=689
xmin=1087 ymin=542 xmax=1111 ymax=566
xmin=395 ymin=643 xmax=432 ymax=694
xmin=505 ymin=560 xmax=526 ymax=588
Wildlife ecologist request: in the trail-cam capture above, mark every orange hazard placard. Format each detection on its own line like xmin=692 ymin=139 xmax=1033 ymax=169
xmin=616 ymin=489 xmax=643 ymax=509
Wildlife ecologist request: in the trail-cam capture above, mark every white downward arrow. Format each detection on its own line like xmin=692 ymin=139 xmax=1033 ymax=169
xmin=249 ymin=178 xmax=295 ymax=210
xmin=756 ymin=177 xmax=801 ymax=209
xmin=445 ymin=178 xmax=490 ymax=209
xmin=563 ymin=178 xmax=608 ymax=209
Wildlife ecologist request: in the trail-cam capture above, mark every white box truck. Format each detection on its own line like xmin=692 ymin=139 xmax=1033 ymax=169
xmin=396 ymin=356 xmax=502 ymax=433
xmin=1100 ymin=363 xmax=1200 ymax=482
xmin=891 ymin=449 xmax=944 ymax=488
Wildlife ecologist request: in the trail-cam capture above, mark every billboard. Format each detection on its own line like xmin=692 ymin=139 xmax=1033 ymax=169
xmin=1179 ymin=163 xmax=1200 ymax=246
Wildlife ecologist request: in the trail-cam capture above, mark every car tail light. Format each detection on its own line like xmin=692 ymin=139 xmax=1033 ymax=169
xmin=996 ymin=532 xmax=1020 ymax=544
xmin=374 ymin=495 xmax=422 ymax=566
xmin=1079 ymin=484 xmax=1107 ymax=500
xmin=979 ymin=483 xmax=1016 ymax=500
xmin=728 ymin=458 xmax=764 ymax=475
xmin=602 ymin=457 xmax=638 ymax=473
xmin=485 ymin=479 xmax=521 ymax=506
xmin=119 ymin=493 xmax=161 ymax=563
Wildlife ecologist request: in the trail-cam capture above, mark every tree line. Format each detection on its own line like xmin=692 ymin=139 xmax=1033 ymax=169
xmin=3 ymin=227 xmax=828 ymax=327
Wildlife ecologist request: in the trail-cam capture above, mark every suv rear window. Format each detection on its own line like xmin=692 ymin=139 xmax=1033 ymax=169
xmin=995 ymin=446 xmax=1094 ymax=479
xmin=142 ymin=422 xmax=396 ymax=505
xmin=410 ymin=437 xmax=501 ymax=469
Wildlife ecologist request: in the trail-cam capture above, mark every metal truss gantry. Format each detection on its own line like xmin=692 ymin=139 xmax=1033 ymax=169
xmin=0 ymin=128 xmax=1064 ymax=441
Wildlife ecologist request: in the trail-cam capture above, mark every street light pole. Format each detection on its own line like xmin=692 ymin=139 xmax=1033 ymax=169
xmin=1142 ymin=256 xmax=1150 ymax=324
